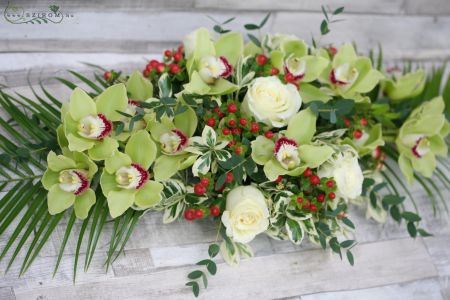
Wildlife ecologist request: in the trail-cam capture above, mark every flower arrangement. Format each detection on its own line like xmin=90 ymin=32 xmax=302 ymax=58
xmin=0 ymin=9 xmax=449 ymax=297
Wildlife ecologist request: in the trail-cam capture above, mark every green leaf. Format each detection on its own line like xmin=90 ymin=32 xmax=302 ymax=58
xmin=53 ymin=211 xmax=76 ymax=276
xmin=208 ymin=244 xmax=220 ymax=258
xmin=407 ymin=221 xmax=417 ymax=238
xmin=346 ymin=250 xmax=354 ymax=266
xmin=247 ymin=34 xmax=261 ymax=48
xmin=340 ymin=240 xmax=355 ymax=248
xmin=341 ymin=217 xmax=355 ymax=229
xmin=186 ymin=281 xmax=200 ymax=297
xmin=244 ymin=23 xmax=259 ymax=30
xmin=333 ymin=7 xmax=344 ymax=15
xmin=382 ymin=195 xmax=405 ymax=206
xmin=390 ymin=205 xmax=402 ymax=222
xmin=402 ymin=211 xmax=421 ymax=222
xmin=259 ymin=13 xmax=271 ymax=28
xmin=207 ymin=261 xmax=217 ymax=275
xmin=188 ymin=270 xmax=203 ymax=280
xmin=320 ymin=20 xmax=330 ymax=35
xmin=418 ymin=228 xmax=433 ymax=237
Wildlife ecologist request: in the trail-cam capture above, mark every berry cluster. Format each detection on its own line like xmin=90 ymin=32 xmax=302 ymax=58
xmin=291 ymin=168 xmax=337 ymax=213
xmin=143 ymin=45 xmax=185 ymax=78
xmin=343 ymin=116 xmax=369 ymax=140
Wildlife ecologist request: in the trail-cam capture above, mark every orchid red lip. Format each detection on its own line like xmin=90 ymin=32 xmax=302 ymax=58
xmin=72 ymin=171 xmax=90 ymax=196
xmin=128 ymin=99 xmax=143 ymax=108
xmin=219 ymin=56 xmax=233 ymax=78
xmin=130 ymin=163 xmax=150 ymax=189
xmin=329 ymin=69 xmax=348 ymax=86
xmin=96 ymin=113 xmax=113 ymax=140
xmin=274 ymin=137 xmax=298 ymax=155
xmin=283 ymin=66 xmax=304 ymax=81
xmin=172 ymin=129 xmax=189 ymax=151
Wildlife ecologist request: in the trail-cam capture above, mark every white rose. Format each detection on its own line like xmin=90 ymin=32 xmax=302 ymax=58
xmin=242 ymin=76 xmax=302 ymax=128
xmin=221 ymin=185 xmax=269 ymax=244
xmin=318 ymin=151 xmax=363 ymax=200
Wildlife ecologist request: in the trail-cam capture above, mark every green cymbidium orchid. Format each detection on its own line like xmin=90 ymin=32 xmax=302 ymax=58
xmin=183 ymin=28 xmax=242 ymax=95
xmin=63 ymin=84 xmax=128 ymax=160
xmin=396 ymin=96 xmax=449 ymax=183
xmin=384 ymin=69 xmax=425 ymax=102
xmin=343 ymin=124 xmax=385 ymax=157
xmin=100 ymin=130 xmax=163 ymax=218
xmin=321 ymin=43 xmax=384 ymax=102
xmin=42 ymin=150 xmax=98 ymax=219
xmin=148 ymin=105 xmax=198 ymax=181
xmin=251 ymin=108 xmax=334 ymax=181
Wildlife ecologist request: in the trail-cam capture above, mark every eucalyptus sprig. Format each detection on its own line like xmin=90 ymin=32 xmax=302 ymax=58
xmin=186 ymin=243 xmax=220 ymax=297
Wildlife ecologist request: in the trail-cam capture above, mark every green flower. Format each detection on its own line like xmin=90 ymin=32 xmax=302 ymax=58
xmin=396 ymin=97 xmax=449 ymax=183
xmin=321 ymin=43 xmax=384 ymax=102
xmin=183 ymin=28 xmax=241 ymax=95
xmin=41 ymin=150 xmax=98 ymax=219
xmin=148 ymin=106 xmax=198 ymax=181
xmin=63 ymin=84 xmax=128 ymax=160
xmin=251 ymin=108 xmax=334 ymax=180
xmin=100 ymin=130 xmax=163 ymax=218
xmin=384 ymin=69 xmax=425 ymax=102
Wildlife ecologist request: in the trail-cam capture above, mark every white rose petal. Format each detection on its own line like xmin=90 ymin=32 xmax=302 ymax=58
xmin=242 ymin=76 xmax=302 ymax=128
xmin=221 ymin=185 xmax=270 ymax=244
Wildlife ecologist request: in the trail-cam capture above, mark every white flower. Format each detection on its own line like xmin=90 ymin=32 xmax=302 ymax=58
xmin=221 ymin=186 xmax=269 ymax=244
xmin=242 ymin=76 xmax=302 ymax=128
xmin=198 ymin=56 xmax=232 ymax=84
xmin=263 ymin=33 xmax=299 ymax=51
xmin=274 ymin=137 xmax=300 ymax=169
xmin=285 ymin=56 xmax=306 ymax=80
xmin=330 ymin=63 xmax=359 ymax=87
xmin=159 ymin=129 xmax=189 ymax=154
xmin=318 ymin=151 xmax=363 ymax=200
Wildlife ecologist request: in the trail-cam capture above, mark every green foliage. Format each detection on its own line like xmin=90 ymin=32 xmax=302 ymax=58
xmin=319 ymin=5 xmax=345 ymax=36
xmin=186 ymin=243 xmax=220 ymax=297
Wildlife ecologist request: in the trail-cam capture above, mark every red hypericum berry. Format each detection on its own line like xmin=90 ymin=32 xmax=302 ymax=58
xmin=250 ymin=122 xmax=259 ymax=133
xmin=304 ymin=190 xmax=311 ymax=195
xmin=219 ymin=112 xmax=225 ymax=118
xmin=353 ymin=129 xmax=363 ymax=139
xmin=169 ymin=63 xmax=180 ymax=74
xmin=360 ymin=117 xmax=368 ymax=126
xmin=104 ymin=71 xmax=111 ymax=81
xmin=275 ymin=175 xmax=283 ymax=183
xmin=173 ymin=52 xmax=183 ymax=62
xmin=344 ymin=117 xmax=351 ymax=128
xmin=373 ymin=146 xmax=382 ymax=159
xmin=303 ymin=168 xmax=312 ymax=177
xmin=206 ymin=118 xmax=216 ymax=127
xmin=234 ymin=147 xmax=242 ymax=154
xmin=232 ymin=127 xmax=241 ymax=135
xmin=227 ymin=103 xmax=237 ymax=113
xmin=150 ymin=59 xmax=159 ymax=67
xmin=225 ymin=172 xmax=234 ymax=183
xmin=296 ymin=197 xmax=303 ymax=204
xmin=328 ymin=192 xmax=336 ymax=200
xmin=156 ymin=63 xmax=166 ymax=73
xmin=310 ymin=204 xmax=317 ymax=212
xmin=310 ymin=175 xmax=320 ymax=186
xmin=317 ymin=194 xmax=325 ymax=203
xmin=271 ymin=67 xmax=279 ymax=75
xmin=228 ymin=140 xmax=236 ymax=147
xmin=265 ymin=131 xmax=274 ymax=139
xmin=194 ymin=183 xmax=206 ymax=195
xmin=200 ymin=178 xmax=210 ymax=186
xmin=328 ymin=47 xmax=337 ymax=56
xmin=195 ymin=209 xmax=204 ymax=219
xmin=184 ymin=208 xmax=195 ymax=221
xmin=239 ymin=118 xmax=248 ymax=127
xmin=164 ymin=50 xmax=172 ymax=57
xmin=256 ymin=54 xmax=268 ymax=65
xmin=284 ymin=72 xmax=295 ymax=83
xmin=210 ymin=206 xmax=220 ymax=217
xmin=143 ymin=70 xmax=149 ymax=77
xmin=326 ymin=180 xmax=334 ymax=188
xmin=222 ymin=128 xmax=231 ymax=135
xmin=213 ymin=107 xmax=220 ymax=113
xmin=228 ymin=119 xmax=236 ymax=127
xmin=302 ymin=201 xmax=311 ymax=209
xmin=145 ymin=63 xmax=153 ymax=72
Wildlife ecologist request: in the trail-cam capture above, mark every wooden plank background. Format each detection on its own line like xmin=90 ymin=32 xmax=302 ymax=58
xmin=0 ymin=0 xmax=450 ymax=299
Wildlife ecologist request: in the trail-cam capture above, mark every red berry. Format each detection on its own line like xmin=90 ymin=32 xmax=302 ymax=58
xmin=256 ymin=54 xmax=268 ymax=65
xmin=210 ymin=206 xmax=220 ymax=217
xmin=373 ymin=146 xmax=382 ymax=159
xmin=360 ymin=118 xmax=368 ymax=126
xmin=206 ymin=118 xmax=216 ymax=127
xmin=353 ymin=129 xmax=363 ymax=139
xmin=239 ymin=118 xmax=248 ymax=127
xmin=328 ymin=192 xmax=336 ymax=200
xmin=164 ymin=50 xmax=172 ymax=57
xmin=275 ymin=175 xmax=283 ymax=183
xmin=146 ymin=63 xmax=153 ymax=72
xmin=227 ymin=103 xmax=237 ymax=113
xmin=265 ymin=131 xmax=274 ymax=139
xmin=284 ymin=72 xmax=295 ymax=83
xmin=303 ymin=168 xmax=312 ymax=177
xmin=328 ymin=47 xmax=337 ymax=55
xmin=310 ymin=175 xmax=320 ymax=186
xmin=194 ymin=183 xmax=206 ymax=195
xmin=150 ymin=59 xmax=159 ymax=67
xmin=104 ymin=71 xmax=111 ymax=81
xmin=195 ymin=209 xmax=204 ymax=219
xmin=225 ymin=172 xmax=234 ymax=183
xmin=232 ymin=127 xmax=241 ymax=135
xmin=156 ymin=63 xmax=166 ymax=73
xmin=213 ymin=107 xmax=220 ymax=113
xmin=200 ymin=178 xmax=210 ymax=186
xmin=143 ymin=70 xmax=149 ymax=77
xmin=228 ymin=140 xmax=236 ymax=147
xmin=250 ymin=122 xmax=259 ymax=133
xmin=173 ymin=52 xmax=183 ymax=62
xmin=271 ymin=67 xmax=279 ymax=75
xmin=169 ymin=63 xmax=180 ymax=74
xmin=234 ymin=147 xmax=242 ymax=154
xmin=304 ymin=190 xmax=311 ymax=195
xmin=344 ymin=118 xmax=351 ymax=128
xmin=296 ymin=197 xmax=303 ymax=204
xmin=222 ymin=128 xmax=231 ymax=135
xmin=219 ymin=112 xmax=225 ymax=118
xmin=302 ymin=201 xmax=311 ymax=209
xmin=317 ymin=194 xmax=325 ymax=203
xmin=184 ymin=208 xmax=195 ymax=221
xmin=228 ymin=119 xmax=236 ymax=127
xmin=310 ymin=204 xmax=317 ymax=212
xmin=326 ymin=180 xmax=334 ymax=188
